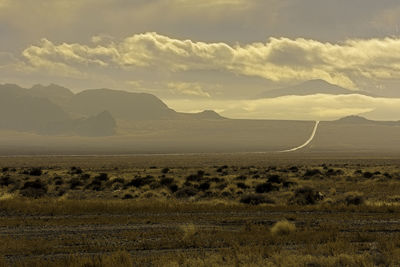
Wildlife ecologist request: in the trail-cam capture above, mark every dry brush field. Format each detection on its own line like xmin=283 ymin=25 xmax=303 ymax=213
xmin=0 ymin=153 xmax=400 ymax=266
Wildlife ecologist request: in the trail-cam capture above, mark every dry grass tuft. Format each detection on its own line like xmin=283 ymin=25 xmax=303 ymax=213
xmin=270 ymin=220 xmax=296 ymax=235
xmin=181 ymin=223 xmax=198 ymax=241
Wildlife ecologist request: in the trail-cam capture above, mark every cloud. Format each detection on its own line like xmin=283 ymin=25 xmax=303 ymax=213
xmin=165 ymin=94 xmax=400 ymax=121
xmin=167 ymin=82 xmax=211 ymax=98
xmin=18 ymin=33 xmax=400 ymax=90
xmin=173 ymin=0 xmax=252 ymax=8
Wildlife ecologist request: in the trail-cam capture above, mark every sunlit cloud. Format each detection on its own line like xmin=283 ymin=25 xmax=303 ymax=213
xmin=174 ymin=0 xmax=252 ymax=8
xmin=167 ymin=82 xmax=211 ymax=98
xmin=165 ymin=94 xmax=400 ymax=121
xmin=19 ymin=33 xmax=400 ymax=90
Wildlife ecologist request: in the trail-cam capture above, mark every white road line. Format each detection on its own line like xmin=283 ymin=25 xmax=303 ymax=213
xmin=279 ymin=121 xmax=320 ymax=153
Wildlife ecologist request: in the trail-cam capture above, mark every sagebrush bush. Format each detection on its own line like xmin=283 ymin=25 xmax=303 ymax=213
xmin=240 ymin=194 xmax=275 ymax=205
xmin=255 ymin=182 xmax=279 ymax=193
xmin=344 ymin=192 xmax=365 ymax=205
xmin=175 ymin=187 xmax=198 ymax=198
xmin=29 ymin=168 xmax=42 ymax=176
xmin=20 ymin=179 xmax=47 ymax=198
xmin=291 ymin=186 xmax=324 ymax=205
xmin=267 ymin=175 xmax=283 ymax=184
xmin=303 ymin=169 xmax=322 ymax=177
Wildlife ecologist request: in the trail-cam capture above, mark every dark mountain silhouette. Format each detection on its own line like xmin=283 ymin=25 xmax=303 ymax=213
xmin=333 ymin=115 xmax=373 ymax=124
xmin=0 ymin=84 xmax=116 ymax=136
xmin=332 ymin=115 xmax=400 ymax=126
xmin=0 ymin=84 xmax=226 ymax=137
xmin=67 ymin=89 xmax=177 ymax=120
xmin=29 ymin=84 xmax=74 ymax=107
xmin=257 ymin=79 xmax=377 ymax=98
xmin=74 ymin=111 xmax=116 ymax=137
xmin=178 ymin=110 xmax=225 ymax=120
xmin=0 ymin=84 xmax=70 ymax=132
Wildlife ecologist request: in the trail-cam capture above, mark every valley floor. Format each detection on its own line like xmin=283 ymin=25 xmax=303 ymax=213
xmin=1 ymin=153 xmax=400 ymax=266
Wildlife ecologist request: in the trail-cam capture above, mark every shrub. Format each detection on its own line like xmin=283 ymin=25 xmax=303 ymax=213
xmin=70 ymin=166 xmax=83 ymax=175
xmin=344 ymin=192 xmax=365 ymax=205
xmin=85 ymin=179 xmax=103 ymax=191
xmin=161 ymin=168 xmax=170 ymax=174
xmin=168 ymin=184 xmax=178 ymax=193
xmin=383 ymin=172 xmax=392 ymax=178
xmin=267 ymin=175 xmax=283 ymax=184
xmin=303 ymin=169 xmax=322 ymax=177
xmin=149 ymin=181 xmax=162 ymax=190
xmin=29 ymin=168 xmax=42 ymax=176
xmin=282 ymin=181 xmax=297 ymax=188
xmin=236 ymin=182 xmax=249 ymax=189
xmin=291 ymin=187 xmax=324 ymax=205
xmin=363 ymin=172 xmax=374 ymax=178
xmin=1 ymin=167 xmax=9 ymax=173
xmin=354 ymin=169 xmax=363 ymax=174
xmin=186 ymin=173 xmax=202 ymax=182
xmin=54 ymin=176 xmax=64 ymax=186
xmin=106 ymin=178 xmax=125 ymax=187
xmin=240 ymin=194 xmax=275 ymax=205
xmin=125 ymin=176 xmax=154 ymax=188
xmin=270 ymin=220 xmax=296 ymax=235
xmin=0 ymin=175 xmax=14 ymax=186
xmin=199 ymin=182 xmax=210 ymax=191
xmin=20 ymin=179 xmax=48 ymax=198
xmin=197 ymin=170 xmax=205 ymax=177
xmin=95 ymin=173 xmax=109 ymax=181
xmin=174 ymin=187 xmax=198 ymax=198
xmin=325 ymin=168 xmax=340 ymax=176
xmin=69 ymin=178 xmax=84 ymax=189
xmin=216 ymin=165 xmax=228 ymax=173
xmin=122 ymin=194 xmax=134 ymax=199
xmin=81 ymin=173 xmax=91 ymax=180
xmin=160 ymin=177 xmax=174 ymax=186
xmin=255 ymin=183 xmax=279 ymax=193
xmin=217 ymin=183 xmax=228 ymax=190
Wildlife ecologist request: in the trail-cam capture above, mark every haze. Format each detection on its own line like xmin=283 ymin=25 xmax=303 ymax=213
xmin=1 ymin=0 xmax=400 ymax=120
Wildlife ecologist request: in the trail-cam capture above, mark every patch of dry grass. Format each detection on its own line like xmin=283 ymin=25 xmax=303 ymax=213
xmin=270 ymin=220 xmax=296 ymax=235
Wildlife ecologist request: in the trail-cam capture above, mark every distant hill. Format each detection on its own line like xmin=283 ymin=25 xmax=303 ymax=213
xmin=29 ymin=84 xmax=74 ymax=107
xmin=0 ymin=84 xmax=70 ymax=132
xmin=74 ymin=111 xmax=116 ymax=137
xmin=0 ymin=84 xmax=226 ymax=137
xmin=257 ymin=79 xmax=377 ymax=98
xmin=0 ymin=84 xmax=116 ymax=136
xmin=67 ymin=89 xmax=177 ymax=120
xmin=333 ymin=115 xmax=374 ymax=124
xmin=332 ymin=115 xmax=400 ymax=126
xmin=177 ymin=110 xmax=226 ymax=120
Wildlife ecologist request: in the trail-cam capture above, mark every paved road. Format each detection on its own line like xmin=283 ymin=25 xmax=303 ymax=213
xmin=280 ymin=121 xmax=320 ymax=152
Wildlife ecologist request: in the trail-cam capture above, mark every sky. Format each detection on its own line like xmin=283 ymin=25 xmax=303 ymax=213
xmin=1 ymin=0 xmax=400 ymax=120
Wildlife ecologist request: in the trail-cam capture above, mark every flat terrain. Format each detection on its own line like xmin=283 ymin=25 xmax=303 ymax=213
xmin=1 ymin=153 xmax=400 ymax=266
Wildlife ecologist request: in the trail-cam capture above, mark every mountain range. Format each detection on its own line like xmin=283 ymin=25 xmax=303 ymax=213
xmin=0 ymin=83 xmax=224 ymax=137
xmin=0 ymin=82 xmax=400 ymax=154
